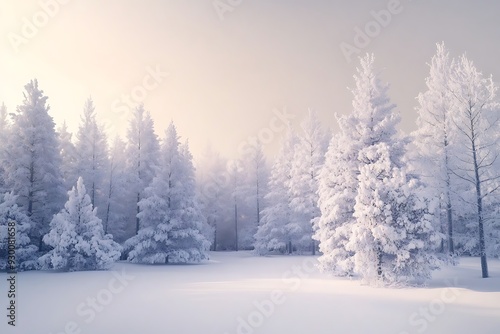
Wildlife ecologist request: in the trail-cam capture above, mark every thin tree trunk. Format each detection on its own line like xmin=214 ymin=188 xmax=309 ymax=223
xmin=135 ymin=193 xmax=140 ymax=234
xmin=234 ymin=202 xmax=238 ymax=251
xmin=471 ymin=122 xmax=488 ymax=278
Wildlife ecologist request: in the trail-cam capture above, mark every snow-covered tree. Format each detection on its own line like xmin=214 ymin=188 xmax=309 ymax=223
xmin=57 ymin=121 xmax=77 ymax=191
xmin=103 ymin=137 xmax=129 ymax=241
xmin=228 ymin=159 xmax=244 ymax=250
xmin=411 ymin=43 xmax=461 ymax=257
xmin=448 ymin=54 xmax=500 ymax=278
xmin=126 ymin=122 xmax=210 ymax=264
xmin=125 ymin=104 xmax=160 ymax=236
xmin=0 ymin=103 xmax=9 ymax=193
xmin=289 ymin=110 xmax=329 ymax=254
xmin=0 ymin=192 xmax=38 ymax=270
xmin=197 ymin=146 xmax=230 ymax=250
xmin=74 ymin=97 xmax=109 ymax=215
xmin=40 ymin=177 xmax=121 ymax=271
xmin=348 ymin=143 xmax=442 ymax=285
xmin=254 ymin=126 xmax=297 ymax=254
xmin=3 ymin=79 xmax=65 ymax=249
xmin=315 ymin=54 xmax=403 ymax=276
xmin=239 ymin=142 xmax=269 ymax=249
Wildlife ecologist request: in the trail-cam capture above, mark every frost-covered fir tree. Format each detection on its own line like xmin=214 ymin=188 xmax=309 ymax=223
xmin=448 ymin=54 xmax=500 ymax=278
xmin=125 ymin=104 xmax=160 ymax=236
xmin=40 ymin=177 xmax=122 ymax=271
xmin=348 ymin=144 xmax=442 ymax=285
xmin=0 ymin=103 xmax=9 ymax=194
xmin=239 ymin=142 xmax=269 ymax=249
xmin=126 ymin=122 xmax=210 ymax=264
xmin=74 ymin=98 xmax=109 ymax=215
xmin=254 ymin=126 xmax=297 ymax=254
xmin=411 ymin=43 xmax=461 ymax=257
xmin=197 ymin=145 xmax=230 ymax=250
xmin=0 ymin=192 xmax=38 ymax=270
xmin=315 ymin=54 xmax=403 ymax=276
xmin=57 ymin=121 xmax=78 ymax=191
xmin=3 ymin=80 xmax=65 ymax=249
xmin=289 ymin=110 xmax=329 ymax=254
xmin=103 ymin=137 xmax=129 ymax=241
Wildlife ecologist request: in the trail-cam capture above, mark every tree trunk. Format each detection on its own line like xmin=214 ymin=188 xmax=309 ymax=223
xmin=471 ymin=131 xmax=488 ymax=278
xmin=234 ymin=203 xmax=238 ymax=251
xmin=135 ymin=192 xmax=140 ymax=235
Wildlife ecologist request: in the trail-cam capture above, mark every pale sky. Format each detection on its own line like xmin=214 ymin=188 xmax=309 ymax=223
xmin=1 ymin=0 xmax=499 ymax=160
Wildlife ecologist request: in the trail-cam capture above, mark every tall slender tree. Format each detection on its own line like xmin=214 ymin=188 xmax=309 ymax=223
xmin=3 ymin=79 xmax=65 ymax=249
xmin=57 ymin=121 xmax=77 ymax=191
xmin=255 ymin=126 xmax=297 ymax=254
xmin=289 ymin=110 xmax=329 ymax=254
xmin=448 ymin=54 xmax=500 ymax=278
xmin=0 ymin=103 xmax=9 ymax=193
xmin=103 ymin=136 xmax=129 ymax=241
xmin=74 ymin=97 xmax=109 ymax=216
xmin=412 ymin=43 xmax=460 ymax=257
xmin=125 ymin=104 xmax=159 ymax=236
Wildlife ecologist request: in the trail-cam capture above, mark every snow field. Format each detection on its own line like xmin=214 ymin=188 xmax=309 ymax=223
xmin=2 ymin=251 xmax=499 ymax=334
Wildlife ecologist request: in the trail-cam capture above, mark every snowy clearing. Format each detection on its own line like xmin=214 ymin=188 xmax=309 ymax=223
xmin=3 ymin=251 xmax=500 ymax=334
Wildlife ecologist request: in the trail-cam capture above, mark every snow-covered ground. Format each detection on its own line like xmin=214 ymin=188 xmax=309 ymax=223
xmin=3 ymin=252 xmax=500 ymax=334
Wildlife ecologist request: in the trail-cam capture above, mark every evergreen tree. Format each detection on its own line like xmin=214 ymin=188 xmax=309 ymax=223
xmin=315 ymin=54 xmax=403 ymax=276
xmin=40 ymin=177 xmax=122 ymax=271
xmin=126 ymin=122 xmax=210 ymax=264
xmin=0 ymin=103 xmax=9 ymax=193
xmin=3 ymin=79 xmax=65 ymax=249
xmin=197 ymin=146 xmax=230 ymax=251
xmin=348 ymin=143 xmax=442 ymax=285
xmin=125 ymin=104 xmax=160 ymax=237
xmin=255 ymin=126 xmax=297 ymax=254
xmin=57 ymin=121 xmax=77 ymax=191
xmin=74 ymin=97 xmax=109 ymax=216
xmin=412 ymin=43 xmax=461 ymax=257
xmin=103 ymin=137 xmax=129 ymax=241
xmin=239 ymin=142 xmax=268 ymax=249
xmin=0 ymin=192 xmax=38 ymax=270
xmin=289 ymin=110 xmax=329 ymax=254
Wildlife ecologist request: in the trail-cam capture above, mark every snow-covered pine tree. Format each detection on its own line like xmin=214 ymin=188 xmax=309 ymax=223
xmin=254 ymin=126 xmax=297 ymax=254
xmin=289 ymin=110 xmax=329 ymax=254
xmin=40 ymin=177 xmax=122 ymax=271
xmin=0 ymin=103 xmax=9 ymax=194
xmin=228 ymin=159 xmax=244 ymax=250
xmin=348 ymin=143 xmax=442 ymax=285
xmin=74 ymin=97 xmax=109 ymax=216
xmin=411 ymin=43 xmax=461 ymax=257
xmin=239 ymin=142 xmax=269 ymax=249
xmin=197 ymin=145 xmax=230 ymax=250
xmin=125 ymin=104 xmax=160 ymax=237
xmin=103 ymin=137 xmax=129 ymax=241
xmin=315 ymin=54 xmax=403 ymax=276
xmin=57 ymin=121 xmax=78 ymax=191
xmin=179 ymin=141 xmax=214 ymax=249
xmin=448 ymin=54 xmax=500 ymax=278
xmin=3 ymin=80 xmax=65 ymax=250
xmin=0 ymin=192 xmax=38 ymax=270
xmin=126 ymin=122 xmax=210 ymax=264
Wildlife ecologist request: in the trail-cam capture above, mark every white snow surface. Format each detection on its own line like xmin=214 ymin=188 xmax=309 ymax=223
xmin=3 ymin=252 xmax=500 ymax=334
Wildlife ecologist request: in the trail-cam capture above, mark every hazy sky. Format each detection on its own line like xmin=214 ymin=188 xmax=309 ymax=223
xmin=1 ymin=0 xmax=500 ymax=160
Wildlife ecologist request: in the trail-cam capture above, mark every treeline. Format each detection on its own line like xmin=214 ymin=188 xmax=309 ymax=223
xmin=1 ymin=43 xmax=499 ymax=285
